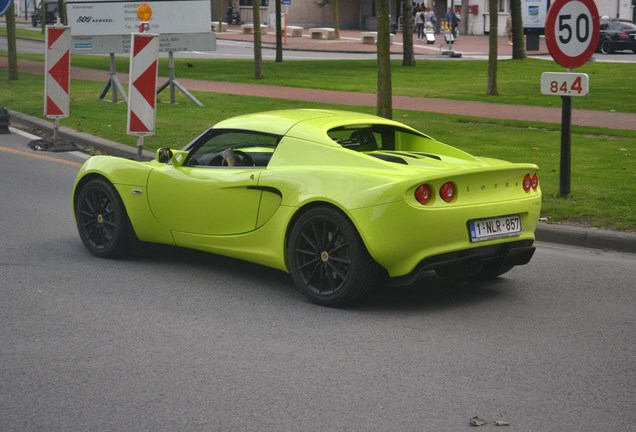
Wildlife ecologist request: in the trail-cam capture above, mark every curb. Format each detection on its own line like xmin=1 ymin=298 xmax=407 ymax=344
xmin=7 ymin=110 xmax=636 ymax=254
xmin=535 ymin=223 xmax=636 ymax=254
xmin=8 ymin=110 xmax=155 ymax=160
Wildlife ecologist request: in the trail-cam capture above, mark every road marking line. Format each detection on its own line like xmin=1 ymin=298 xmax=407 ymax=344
xmin=9 ymin=127 xmax=41 ymax=140
xmin=0 ymin=146 xmax=83 ymax=168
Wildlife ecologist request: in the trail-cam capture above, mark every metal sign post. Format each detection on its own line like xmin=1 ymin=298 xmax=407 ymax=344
xmin=544 ymin=0 xmax=599 ymax=198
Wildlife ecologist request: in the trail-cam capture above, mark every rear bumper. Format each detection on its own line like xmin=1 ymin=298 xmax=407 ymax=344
xmin=386 ymin=240 xmax=535 ymax=287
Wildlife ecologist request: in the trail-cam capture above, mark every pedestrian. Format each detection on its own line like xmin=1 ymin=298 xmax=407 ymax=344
xmin=414 ymin=7 xmax=425 ymax=40
xmin=424 ymin=6 xmax=436 ymax=31
xmin=506 ymin=14 xmax=513 ymax=45
xmin=446 ymin=7 xmax=460 ymax=38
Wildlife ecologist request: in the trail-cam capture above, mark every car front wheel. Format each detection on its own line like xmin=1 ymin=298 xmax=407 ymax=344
xmin=287 ymin=207 xmax=381 ymax=306
xmin=600 ymin=39 xmax=613 ymax=54
xmin=75 ymin=178 xmax=133 ymax=258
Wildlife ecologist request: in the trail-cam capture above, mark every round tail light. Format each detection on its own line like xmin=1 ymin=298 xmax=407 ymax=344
xmin=440 ymin=182 xmax=456 ymax=203
xmin=415 ymin=184 xmax=432 ymax=205
xmin=523 ymin=174 xmax=532 ymax=192
xmin=531 ymin=173 xmax=539 ymax=190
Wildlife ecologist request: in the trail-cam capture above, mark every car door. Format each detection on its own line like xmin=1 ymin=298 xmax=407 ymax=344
xmin=146 ymin=130 xmax=278 ymax=236
xmin=147 ymin=166 xmax=262 ymax=236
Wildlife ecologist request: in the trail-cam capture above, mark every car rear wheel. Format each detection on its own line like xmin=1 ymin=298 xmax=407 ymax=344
xmin=75 ymin=178 xmax=133 ymax=258
xmin=287 ymin=207 xmax=381 ymax=306
xmin=600 ymin=39 xmax=613 ymax=54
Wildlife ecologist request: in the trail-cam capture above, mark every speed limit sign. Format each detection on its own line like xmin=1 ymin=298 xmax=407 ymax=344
xmin=545 ymin=0 xmax=600 ymax=68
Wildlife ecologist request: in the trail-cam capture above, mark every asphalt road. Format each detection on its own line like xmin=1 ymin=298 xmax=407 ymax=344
xmin=1 ymin=129 xmax=635 ymax=431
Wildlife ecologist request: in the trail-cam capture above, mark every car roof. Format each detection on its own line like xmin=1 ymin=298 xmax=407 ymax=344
xmin=212 ymin=109 xmax=414 ymax=137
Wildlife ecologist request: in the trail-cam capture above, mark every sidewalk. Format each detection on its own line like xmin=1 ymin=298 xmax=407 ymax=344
xmin=214 ymin=26 xmax=547 ymax=58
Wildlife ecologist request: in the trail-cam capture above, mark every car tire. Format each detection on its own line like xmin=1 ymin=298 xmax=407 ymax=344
xmin=600 ymin=39 xmax=613 ymax=54
xmin=75 ymin=178 xmax=133 ymax=258
xmin=287 ymin=207 xmax=381 ymax=306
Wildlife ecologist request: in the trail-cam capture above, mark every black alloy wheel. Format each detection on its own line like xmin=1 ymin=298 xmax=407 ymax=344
xmin=287 ymin=207 xmax=381 ymax=306
xmin=75 ymin=178 xmax=132 ymax=258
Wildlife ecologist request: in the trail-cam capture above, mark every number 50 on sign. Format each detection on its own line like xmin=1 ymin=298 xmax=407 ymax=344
xmin=540 ymin=72 xmax=589 ymax=97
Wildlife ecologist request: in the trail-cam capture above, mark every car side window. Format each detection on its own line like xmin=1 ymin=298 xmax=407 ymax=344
xmin=186 ymin=130 xmax=279 ymax=168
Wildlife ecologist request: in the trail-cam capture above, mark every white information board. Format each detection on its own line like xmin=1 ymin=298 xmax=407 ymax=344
xmin=66 ymin=0 xmax=211 ymax=35
xmin=522 ymin=0 xmax=549 ymax=29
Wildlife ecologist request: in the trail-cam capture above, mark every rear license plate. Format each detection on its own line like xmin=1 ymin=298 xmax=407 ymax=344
xmin=469 ymin=215 xmax=522 ymax=242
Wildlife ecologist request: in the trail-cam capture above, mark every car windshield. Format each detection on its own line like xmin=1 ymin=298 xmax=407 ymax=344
xmin=328 ymin=124 xmax=427 ymax=152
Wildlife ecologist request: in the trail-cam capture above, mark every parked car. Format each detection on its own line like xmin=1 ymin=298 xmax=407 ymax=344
xmin=597 ymin=18 xmax=636 ymax=54
xmin=31 ymin=1 xmax=58 ymax=27
xmin=72 ymin=109 xmax=541 ymax=306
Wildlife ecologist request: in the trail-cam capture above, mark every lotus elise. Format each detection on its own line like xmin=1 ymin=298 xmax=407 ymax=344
xmin=73 ymin=109 xmax=541 ymax=305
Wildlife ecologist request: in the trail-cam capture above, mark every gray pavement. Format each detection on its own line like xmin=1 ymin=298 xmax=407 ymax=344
xmin=6 ymin=110 xmax=636 ymax=254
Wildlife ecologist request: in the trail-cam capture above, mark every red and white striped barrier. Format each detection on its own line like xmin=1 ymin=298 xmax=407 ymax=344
xmin=127 ymin=33 xmax=159 ymax=137
xmin=44 ymin=26 xmax=70 ymax=119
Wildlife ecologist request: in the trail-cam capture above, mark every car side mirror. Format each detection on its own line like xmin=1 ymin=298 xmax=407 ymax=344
xmin=156 ymin=148 xmax=189 ymax=167
xmin=157 ymin=147 xmax=173 ymax=163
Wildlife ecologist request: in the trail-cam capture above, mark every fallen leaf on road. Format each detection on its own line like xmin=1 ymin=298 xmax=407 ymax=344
xmin=469 ymin=416 xmax=487 ymax=427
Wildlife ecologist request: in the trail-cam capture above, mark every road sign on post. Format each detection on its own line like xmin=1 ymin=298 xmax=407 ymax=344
xmin=0 ymin=0 xmax=13 ymax=16
xmin=127 ymin=32 xmax=159 ymax=160
xmin=544 ymin=0 xmax=599 ymax=198
xmin=44 ymin=25 xmax=71 ymax=141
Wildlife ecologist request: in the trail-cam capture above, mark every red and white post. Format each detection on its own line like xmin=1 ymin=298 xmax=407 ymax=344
xmin=127 ymin=32 xmax=159 ymax=160
xmin=44 ymin=25 xmax=71 ymax=141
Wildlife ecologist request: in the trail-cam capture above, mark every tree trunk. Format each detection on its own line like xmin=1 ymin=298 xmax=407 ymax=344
xmin=275 ymin=0 xmax=282 ymax=62
xmin=253 ymin=1 xmax=263 ymax=79
xmin=511 ymin=0 xmax=526 ymax=59
xmin=376 ymin=0 xmax=392 ymax=119
xmin=6 ymin=1 xmax=19 ymax=80
xmin=57 ymin=0 xmax=65 ymax=24
xmin=333 ymin=0 xmax=340 ymax=40
xmin=487 ymin=0 xmax=498 ymax=95
xmin=219 ymin=0 xmax=224 ymax=32
xmin=402 ymin=0 xmax=415 ymax=67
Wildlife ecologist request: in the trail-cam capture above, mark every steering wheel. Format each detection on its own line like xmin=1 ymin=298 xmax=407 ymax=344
xmin=221 ymin=149 xmax=254 ymax=167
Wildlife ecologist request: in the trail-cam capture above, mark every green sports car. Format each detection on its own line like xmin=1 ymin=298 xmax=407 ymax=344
xmin=73 ymin=109 xmax=541 ymax=306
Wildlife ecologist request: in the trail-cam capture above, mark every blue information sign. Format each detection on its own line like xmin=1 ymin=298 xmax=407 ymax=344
xmin=0 ymin=0 xmax=13 ymax=17
xmin=282 ymin=0 xmax=291 ymax=5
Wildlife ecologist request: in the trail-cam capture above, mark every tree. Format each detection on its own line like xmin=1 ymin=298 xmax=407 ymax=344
xmin=376 ymin=0 xmax=392 ymax=119
xmin=253 ymin=0 xmax=263 ymax=79
xmin=487 ymin=0 xmax=498 ymax=96
xmin=275 ymin=0 xmax=283 ymax=62
xmin=402 ymin=0 xmax=415 ymax=67
xmin=510 ymin=0 xmax=526 ymax=59
xmin=218 ymin=0 xmax=224 ymax=32
xmin=5 ymin=1 xmax=19 ymax=80
xmin=314 ymin=0 xmax=340 ymax=39
xmin=57 ymin=0 xmax=65 ymax=24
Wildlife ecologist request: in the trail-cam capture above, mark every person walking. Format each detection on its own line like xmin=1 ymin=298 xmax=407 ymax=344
xmin=414 ymin=6 xmax=424 ymax=40
xmin=445 ymin=7 xmax=460 ymax=38
xmin=506 ymin=14 xmax=513 ymax=45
